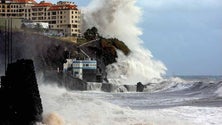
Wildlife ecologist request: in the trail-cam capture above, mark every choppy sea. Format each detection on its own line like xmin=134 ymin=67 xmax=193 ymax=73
xmin=39 ymin=76 xmax=222 ymax=125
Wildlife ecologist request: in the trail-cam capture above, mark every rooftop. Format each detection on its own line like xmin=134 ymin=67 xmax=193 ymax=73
xmin=48 ymin=4 xmax=78 ymax=11
xmin=33 ymin=1 xmax=52 ymax=7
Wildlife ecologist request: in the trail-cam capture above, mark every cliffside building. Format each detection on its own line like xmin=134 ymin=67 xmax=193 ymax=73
xmin=63 ymin=59 xmax=98 ymax=82
xmin=0 ymin=0 xmax=81 ymax=36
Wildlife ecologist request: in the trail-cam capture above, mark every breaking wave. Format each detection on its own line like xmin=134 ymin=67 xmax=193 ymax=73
xmin=83 ymin=0 xmax=167 ymax=84
xmin=38 ymin=84 xmax=196 ymax=125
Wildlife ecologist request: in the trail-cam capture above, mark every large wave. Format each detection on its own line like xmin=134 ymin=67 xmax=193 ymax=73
xmin=82 ymin=0 xmax=167 ymax=84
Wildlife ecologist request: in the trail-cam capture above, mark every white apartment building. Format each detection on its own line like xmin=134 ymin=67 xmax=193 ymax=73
xmin=0 ymin=0 xmax=81 ymax=36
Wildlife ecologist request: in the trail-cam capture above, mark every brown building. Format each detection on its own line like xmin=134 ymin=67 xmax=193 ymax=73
xmin=0 ymin=0 xmax=81 ymax=36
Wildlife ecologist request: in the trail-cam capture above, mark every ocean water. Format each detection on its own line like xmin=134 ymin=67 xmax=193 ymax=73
xmin=38 ymin=76 xmax=222 ymax=125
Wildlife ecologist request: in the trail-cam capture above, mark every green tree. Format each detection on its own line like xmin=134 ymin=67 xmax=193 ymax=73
xmin=84 ymin=27 xmax=99 ymax=41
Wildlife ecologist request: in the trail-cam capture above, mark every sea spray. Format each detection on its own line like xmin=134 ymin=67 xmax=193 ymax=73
xmin=83 ymin=0 xmax=167 ymax=84
xmin=38 ymin=84 xmax=196 ymax=125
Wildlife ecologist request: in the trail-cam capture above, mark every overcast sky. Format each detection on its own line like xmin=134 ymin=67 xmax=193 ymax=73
xmin=44 ymin=0 xmax=222 ymax=76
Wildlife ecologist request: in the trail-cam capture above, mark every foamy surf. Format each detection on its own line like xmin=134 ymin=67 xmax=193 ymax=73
xmin=38 ymin=83 xmax=222 ymax=125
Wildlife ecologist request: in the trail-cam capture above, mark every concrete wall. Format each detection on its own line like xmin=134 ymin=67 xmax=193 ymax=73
xmin=0 ymin=18 xmax=22 ymax=29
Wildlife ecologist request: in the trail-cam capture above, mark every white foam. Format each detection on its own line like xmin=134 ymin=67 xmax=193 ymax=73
xmin=83 ymin=0 xmax=167 ymax=84
xmin=216 ymin=85 xmax=222 ymax=97
xmin=38 ymin=84 xmax=222 ymax=125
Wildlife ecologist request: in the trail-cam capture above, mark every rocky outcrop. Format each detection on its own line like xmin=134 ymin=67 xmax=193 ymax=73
xmin=137 ymin=82 xmax=145 ymax=92
xmin=0 ymin=59 xmax=43 ymax=125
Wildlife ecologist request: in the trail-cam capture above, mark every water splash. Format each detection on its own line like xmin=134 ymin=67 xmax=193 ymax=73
xmin=83 ymin=0 xmax=167 ymax=84
xmin=38 ymin=84 xmax=195 ymax=125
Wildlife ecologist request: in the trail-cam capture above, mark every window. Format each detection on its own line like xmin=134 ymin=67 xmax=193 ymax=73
xmin=51 ymin=21 xmax=56 ymax=24
xmin=73 ymin=25 xmax=77 ymax=28
xmin=60 ymin=21 xmax=62 ymax=23
xmin=52 ymin=12 xmax=56 ymax=15
xmin=60 ymin=16 xmax=62 ymax=19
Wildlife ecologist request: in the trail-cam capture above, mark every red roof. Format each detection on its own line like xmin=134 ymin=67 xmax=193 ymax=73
xmin=33 ymin=1 xmax=52 ymax=7
xmin=48 ymin=4 xmax=78 ymax=11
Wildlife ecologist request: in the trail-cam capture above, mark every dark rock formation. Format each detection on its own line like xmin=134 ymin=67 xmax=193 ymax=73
xmin=137 ymin=82 xmax=145 ymax=92
xmin=0 ymin=59 xmax=43 ymax=125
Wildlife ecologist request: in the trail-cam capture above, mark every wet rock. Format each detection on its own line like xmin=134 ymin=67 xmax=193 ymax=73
xmin=137 ymin=82 xmax=144 ymax=92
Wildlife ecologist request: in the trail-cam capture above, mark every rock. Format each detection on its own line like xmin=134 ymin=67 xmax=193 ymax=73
xmin=137 ymin=82 xmax=144 ymax=92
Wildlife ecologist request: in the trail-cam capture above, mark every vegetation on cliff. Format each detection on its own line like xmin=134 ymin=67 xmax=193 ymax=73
xmin=81 ymin=27 xmax=130 ymax=55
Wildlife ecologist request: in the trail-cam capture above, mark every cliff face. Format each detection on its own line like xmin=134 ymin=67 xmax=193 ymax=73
xmin=0 ymin=30 xmax=70 ymax=72
xmin=0 ymin=30 xmax=130 ymax=81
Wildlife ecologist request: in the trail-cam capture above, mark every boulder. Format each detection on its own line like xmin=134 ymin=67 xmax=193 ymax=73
xmin=136 ymin=82 xmax=144 ymax=92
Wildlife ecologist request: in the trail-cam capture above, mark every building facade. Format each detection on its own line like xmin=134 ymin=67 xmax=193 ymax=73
xmin=0 ymin=0 xmax=81 ymax=36
xmin=63 ymin=59 xmax=97 ymax=82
